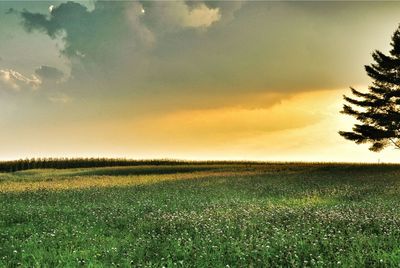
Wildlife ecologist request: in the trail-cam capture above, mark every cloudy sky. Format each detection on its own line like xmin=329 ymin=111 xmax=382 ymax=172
xmin=1 ymin=0 xmax=400 ymax=162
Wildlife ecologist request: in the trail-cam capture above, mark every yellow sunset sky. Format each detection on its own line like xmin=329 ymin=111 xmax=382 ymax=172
xmin=1 ymin=1 xmax=400 ymax=162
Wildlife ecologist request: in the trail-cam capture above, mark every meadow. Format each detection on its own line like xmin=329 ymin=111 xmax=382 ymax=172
xmin=2 ymin=163 xmax=400 ymax=267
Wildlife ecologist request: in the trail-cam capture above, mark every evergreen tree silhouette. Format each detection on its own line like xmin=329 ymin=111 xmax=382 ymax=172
xmin=340 ymin=25 xmax=400 ymax=152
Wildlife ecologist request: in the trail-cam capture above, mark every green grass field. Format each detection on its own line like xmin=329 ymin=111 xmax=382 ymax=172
xmin=2 ymin=163 xmax=400 ymax=267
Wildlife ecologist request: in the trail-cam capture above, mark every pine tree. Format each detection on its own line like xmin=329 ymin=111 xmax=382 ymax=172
xmin=339 ymin=26 xmax=400 ymax=152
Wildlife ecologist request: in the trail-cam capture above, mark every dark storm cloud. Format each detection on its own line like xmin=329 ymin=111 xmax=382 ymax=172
xmin=17 ymin=0 xmax=233 ymax=95
xmin=16 ymin=0 xmax=400 ymax=102
xmin=21 ymin=1 xmax=134 ymax=62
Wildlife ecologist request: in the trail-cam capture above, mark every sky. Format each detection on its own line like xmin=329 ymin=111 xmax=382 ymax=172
xmin=1 ymin=0 xmax=400 ymax=162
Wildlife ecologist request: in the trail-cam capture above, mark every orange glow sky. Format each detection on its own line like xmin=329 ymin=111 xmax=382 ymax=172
xmin=1 ymin=1 xmax=400 ymax=162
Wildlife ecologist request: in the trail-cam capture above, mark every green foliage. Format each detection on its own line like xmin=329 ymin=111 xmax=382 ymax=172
xmin=340 ymin=25 xmax=400 ymax=151
xmin=1 ymin=163 xmax=400 ymax=266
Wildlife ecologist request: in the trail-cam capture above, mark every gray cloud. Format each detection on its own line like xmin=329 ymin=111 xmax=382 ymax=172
xmin=19 ymin=1 xmax=224 ymax=66
xmin=141 ymin=1 xmax=221 ymax=32
xmin=21 ymin=2 xmax=134 ymax=62
xmin=48 ymin=93 xmax=71 ymax=103
xmin=17 ymin=0 xmax=237 ymax=97
xmin=5 ymin=7 xmax=15 ymax=15
xmin=204 ymin=1 xmax=244 ymax=24
xmin=35 ymin=65 xmax=64 ymax=81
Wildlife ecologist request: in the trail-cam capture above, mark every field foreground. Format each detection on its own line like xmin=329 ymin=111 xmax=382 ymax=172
xmin=1 ymin=163 xmax=400 ymax=267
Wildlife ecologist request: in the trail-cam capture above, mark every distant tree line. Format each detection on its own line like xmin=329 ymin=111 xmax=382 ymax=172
xmin=0 ymin=158 xmax=398 ymax=173
xmin=0 ymin=158 xmax=270 ymax=173
xmin=0 ymin=158 xmax=195 ymax=173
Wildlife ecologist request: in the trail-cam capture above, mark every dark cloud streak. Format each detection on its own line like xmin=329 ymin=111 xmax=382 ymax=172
xmin=35 ymin=65 xmax=64 ymax=80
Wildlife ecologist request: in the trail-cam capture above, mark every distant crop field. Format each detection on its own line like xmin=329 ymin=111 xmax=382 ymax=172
xmin=2 ymin=163 xmax=400 ymax=267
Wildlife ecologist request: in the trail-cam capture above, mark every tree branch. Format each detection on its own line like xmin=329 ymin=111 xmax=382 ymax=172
xmin=389 ymin=138 xmax=400 ymax=149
